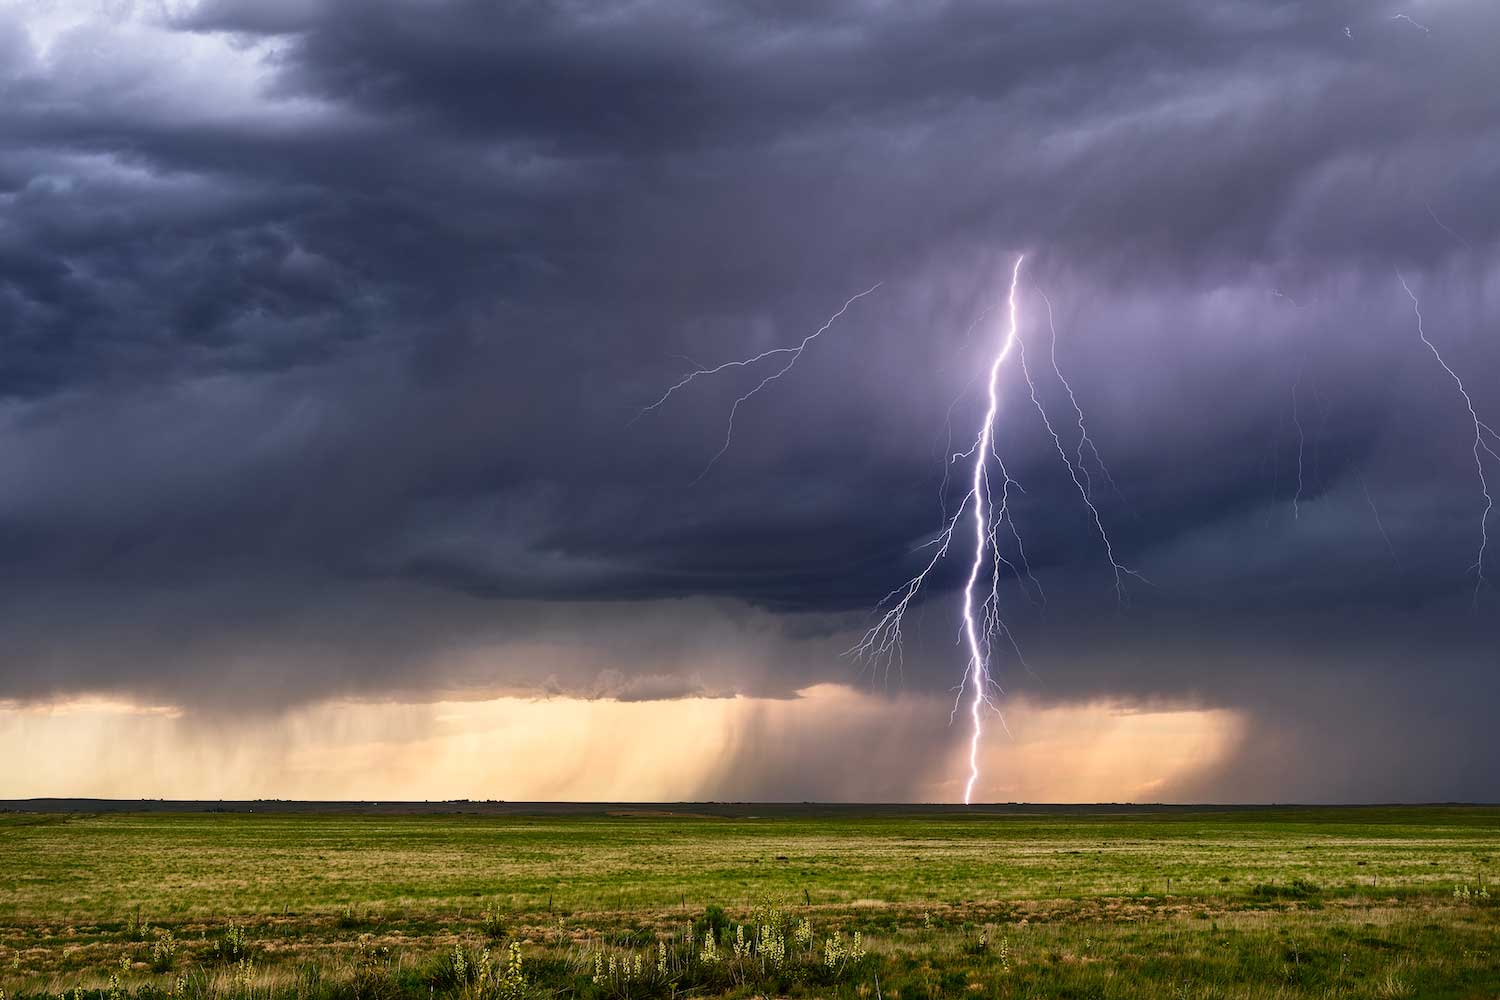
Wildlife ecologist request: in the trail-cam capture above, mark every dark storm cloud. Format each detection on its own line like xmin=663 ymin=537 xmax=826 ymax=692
xmin=2 ymin=0 xmax=1498 ymax=798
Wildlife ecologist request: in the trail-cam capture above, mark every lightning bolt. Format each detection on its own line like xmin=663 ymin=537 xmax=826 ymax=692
xmin=1039 ymin=291 xmax=1120 ymax=502
xmin=847 ymin=260 xmax=1028 ymax=801
xmin=957 ymin=256 xmax=1027 ymax=804
xmin=849 ymin=255 xmax=1135 ymax=803
xmin=632 ymin=283 xmax=883 ymax=482
xmin=1425 ymin=201 xmax=1473 ymax=252
xmin=1397 ymin=271 xmax=1494 ymax=601
xmin=1270 ymin=288 xmax=1318 ymax=521
xmin=1291 ymin=376 xmax=1305 ymax=520
xmin=1358 ymin=473 xmax=1399 ymax=565
xmin=1020 ymin=295 xmax=1142 ymax=602
xmin=643 ymin=256 xmax=1135 ymax=801
xmin=1390 ymin=12 xmax=1430 ymax=33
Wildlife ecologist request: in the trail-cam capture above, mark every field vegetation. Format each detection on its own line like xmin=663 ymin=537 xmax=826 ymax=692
xmin=0 ymin=805 xmax=1496 ymax=999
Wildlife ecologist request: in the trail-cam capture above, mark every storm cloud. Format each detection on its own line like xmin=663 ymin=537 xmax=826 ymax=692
xmin=1 ymin=0 xmax=1497 ymax=800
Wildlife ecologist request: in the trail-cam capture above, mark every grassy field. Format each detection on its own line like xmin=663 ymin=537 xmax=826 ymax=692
xmin=1 ymin=804 xmax=1497 ymax=999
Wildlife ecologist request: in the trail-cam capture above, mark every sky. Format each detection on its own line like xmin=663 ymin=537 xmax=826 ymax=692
xmin=1 ymin=0 xmax=1497 ymax=803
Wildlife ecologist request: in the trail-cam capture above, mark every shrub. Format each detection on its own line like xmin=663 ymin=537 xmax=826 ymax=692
xmin=581 ymin=912 xmax=872 ymax=999
xmin=1452 ymin=883 xmax=1492 ymax=904
xmin=125 ymin=910 xmax=152 ymax=942
xmin=1250 ymin=877 xmax=1321 ymax=899
xmin=431 ymin=943 xmax=473 ymax=990
xmin=150 ymin=929 xmax=177 ymax=972
xmin=589 ymin=946 xmax=675 ymax=1000
xmin=692 ymin=905 xmax=729 ymax=943
xmin=348 ymin=935 xmax=403 ymax=1000
xmin=228 ymin=957 xmax=254 ymax=996
xmin=212 ymin=922 xmax=252 ymax=964
xmin=480 ymin=906 xmax=507 ymax=940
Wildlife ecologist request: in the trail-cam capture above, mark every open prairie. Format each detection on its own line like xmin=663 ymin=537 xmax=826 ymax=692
xmin=2 ymin=804 xmax=1497 ymax=999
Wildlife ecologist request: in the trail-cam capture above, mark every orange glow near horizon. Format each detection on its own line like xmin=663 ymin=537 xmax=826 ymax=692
xmin=0 ymin=685 xmax=1243 ymax=803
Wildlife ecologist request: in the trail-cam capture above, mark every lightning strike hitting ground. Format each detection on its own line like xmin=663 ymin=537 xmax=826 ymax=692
xmin=633 ymin=283 xmax=883 ymax=482
xmin=1397 ymin=272 xmax=1494 ymax=601
xmin=846 ymin=260 xmax=1027 ymax=801
xmin=642 ymin=255 xmax=1133 ymax=802
xmin=849 ymin=255 xmax=1134 ymax=802
xmin=955 ymin=256 xmax=1026 ymax=804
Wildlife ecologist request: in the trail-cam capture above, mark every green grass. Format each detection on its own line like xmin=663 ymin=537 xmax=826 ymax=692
xmin=1 ymin=805 xmax=1497 ymax=998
